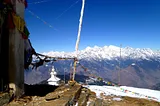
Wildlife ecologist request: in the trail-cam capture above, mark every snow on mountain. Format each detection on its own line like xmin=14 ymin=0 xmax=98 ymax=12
xmin=84 ymin=85 xmax=160 ymax=102
xmin=42 ymin=45 xmax=160 ymax=61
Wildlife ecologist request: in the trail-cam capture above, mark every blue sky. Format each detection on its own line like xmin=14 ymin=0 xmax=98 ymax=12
xmin=25 ymin=0 xmax=160 ymax=52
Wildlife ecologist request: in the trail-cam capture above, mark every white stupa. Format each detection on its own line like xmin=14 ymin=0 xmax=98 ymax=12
xmin=47 ymin=66 xmax=60 ymax=86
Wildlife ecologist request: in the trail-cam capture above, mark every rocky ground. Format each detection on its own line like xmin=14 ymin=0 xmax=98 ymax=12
xmin=1 ymin=82 xmax=160 ymax=106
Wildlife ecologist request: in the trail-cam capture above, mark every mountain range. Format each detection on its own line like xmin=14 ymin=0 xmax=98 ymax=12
xmin=42 ymin=45 xmax=160 ymax=89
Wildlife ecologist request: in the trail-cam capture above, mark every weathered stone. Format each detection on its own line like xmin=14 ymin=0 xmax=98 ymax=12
xmin=68 ymin=81 xmax=76 ymax=86
xmin=95 ymin=98 xmax=103 ymax=106
xmin=44 ymin=84 xmax=82 ymax=106
xmin=77 ymin=88 xmax=90 ymax=106
xmin=102 ymin=100 xmax=110 ymax=106
xmin=0 ymin=93 xmax=10 ymax=106
xmin=88 ymin=101 xmax=95 ymax=106
xmin=45 ymin=93 xmax=60 ymax=101
xmin=89 ymin=91 xmax=96 ymax=97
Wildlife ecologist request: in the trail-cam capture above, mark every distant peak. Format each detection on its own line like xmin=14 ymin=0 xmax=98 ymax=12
xmin=85 ymin=46 xmax=92 ymax=50
xmin=93 ymin=45 xmax=100 ymax=48
xmin=108 ymin=45 xmax=120 ymax=49
xmin=42 ymin=45 xmax=160 ymax=60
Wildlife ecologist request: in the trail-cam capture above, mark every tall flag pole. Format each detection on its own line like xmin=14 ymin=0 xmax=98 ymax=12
xmin=72 ymin=0 xmax=85 ymax=81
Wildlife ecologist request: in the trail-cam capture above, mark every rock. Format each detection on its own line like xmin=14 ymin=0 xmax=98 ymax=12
xmin=68 ymin=81 xmax=76 ymax=86
xmin=95 ymin=98 xmax=103 ymax=106
xmin=45 ymin=93 xmax=60 ymax=101
xmin=88 ymin=101 xmax=95 ymax=106
xmin=0 ymin=93 xmax=10 ymax=106
xmin=89 ymin=91 xmax=96 ymax=98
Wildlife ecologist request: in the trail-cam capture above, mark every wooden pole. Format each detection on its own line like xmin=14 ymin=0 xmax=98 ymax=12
xmin=118 ymin=44 xmax=122 ymax=85
xmin=8 ymin=0 xmax=25 ymax=97
xmin=72 ymin=58 xmax=77 ymax=81
xmin=64 ymin=68 xmax=66 ymax=83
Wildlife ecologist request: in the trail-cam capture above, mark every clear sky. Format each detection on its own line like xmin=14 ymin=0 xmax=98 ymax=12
xmin=25 ymin=0 xmax=160 ymax=52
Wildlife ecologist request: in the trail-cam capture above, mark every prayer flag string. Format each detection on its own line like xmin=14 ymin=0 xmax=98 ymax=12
xmin=26 ymin=9 xmax=58 ymax=31
xmin=55 ymin=0 xmax=80 ymax=19
xmin=28 ymin=0 xmax=53 ymax=5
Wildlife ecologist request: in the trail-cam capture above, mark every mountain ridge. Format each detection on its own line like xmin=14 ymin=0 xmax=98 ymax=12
xmin=42 ymin=45 xmax=160 ymax=60
xmin=38 ymin=45 xmax=160 ymax=89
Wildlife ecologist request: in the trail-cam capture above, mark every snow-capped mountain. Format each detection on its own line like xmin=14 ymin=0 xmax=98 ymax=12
xmin=30 ymin=45 xmax=160 ymax=89
xmin=42 ymin=45 xmax=160 ymax=61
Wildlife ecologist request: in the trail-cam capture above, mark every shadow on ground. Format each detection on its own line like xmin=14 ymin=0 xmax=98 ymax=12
xmin=24 ymin=84 xmax=58 ymax=97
